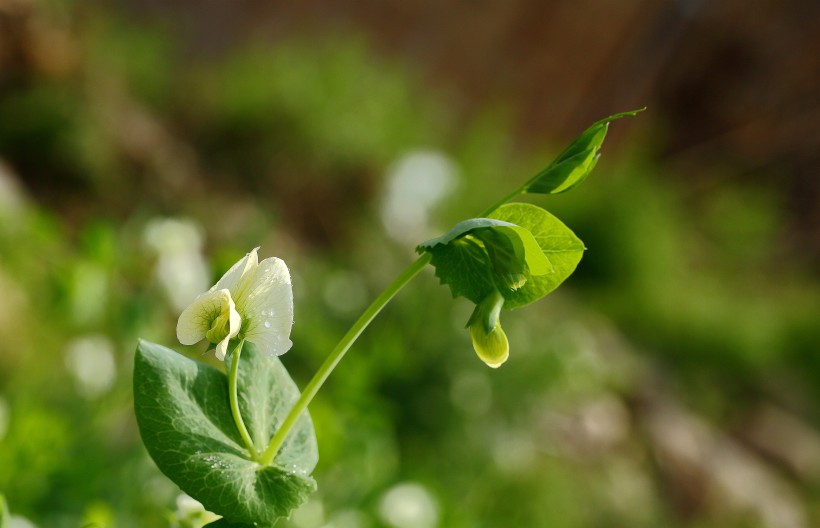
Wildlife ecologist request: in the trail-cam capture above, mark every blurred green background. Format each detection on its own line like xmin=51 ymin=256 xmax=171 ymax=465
xmin=1 ymin=1 xmax=819 ymax=527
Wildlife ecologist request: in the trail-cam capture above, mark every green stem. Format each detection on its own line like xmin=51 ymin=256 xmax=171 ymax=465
xmin=478 ymin=187 xmax=526 ymax=218
xmin=259 ymin=253 xmax=432 ymax=466
xmin=229 ymin=339 xmax=257 ymax=459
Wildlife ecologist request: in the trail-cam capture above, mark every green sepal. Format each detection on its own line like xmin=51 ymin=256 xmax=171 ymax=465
xmin=134 ymin=340 xmax=318 ymax=525
xmin=525 ymin=108 xmax=644 ymax=194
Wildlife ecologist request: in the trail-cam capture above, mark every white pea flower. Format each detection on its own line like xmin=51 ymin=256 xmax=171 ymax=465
xmin=176 ymin=247 xmax=294 ymax=360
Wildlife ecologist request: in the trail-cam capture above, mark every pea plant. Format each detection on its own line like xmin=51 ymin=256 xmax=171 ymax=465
xmin=133 ymin=110 xmax=642 ymax=526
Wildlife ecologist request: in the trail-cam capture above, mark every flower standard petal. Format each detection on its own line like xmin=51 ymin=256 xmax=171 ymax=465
xmin=211 ymin=247 xmax=260 ymax=296
xmin=235 ymin=257 xmax=294 ymax=357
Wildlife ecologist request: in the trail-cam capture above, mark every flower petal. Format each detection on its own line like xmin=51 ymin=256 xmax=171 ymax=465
xmin=211 ymin=247 xmax=260 ymax=295
xmin=214 ymin=335 xmax=231 ymax=361
xmin=237 ymin=257 xmax=294 ymax=356
xmin=228 ymin=298 xmax=241 ymax=339
xmin=177 ymin=289 xmax=235 ymax=345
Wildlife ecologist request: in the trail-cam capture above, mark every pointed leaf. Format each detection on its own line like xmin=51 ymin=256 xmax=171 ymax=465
xmin=134 ymin=340 xmax=318 ymax=525
xmin=525 ymin=108 xmax=643 ymax=194
xmin=489 ymin=203 xmax=585 ymax=309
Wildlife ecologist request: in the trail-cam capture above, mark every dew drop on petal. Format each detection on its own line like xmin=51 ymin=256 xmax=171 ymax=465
xmin=264 ymin=320 xmax=272 ymax=328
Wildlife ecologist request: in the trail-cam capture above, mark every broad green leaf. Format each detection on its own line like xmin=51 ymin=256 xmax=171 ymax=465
xmin=134 ymin=340 xmax=318 ymax=525
xmin=489 ymin=203 xmax=585 ymax=309
xmin=417 ymin=218 xmax=517 ymax=249
xmin=418 ymin=219 xmax=552 ymax=303
xmin=473 ymin=227 xmax=528 ymax=290
xmin=491 ymin=226 xmax=552 ymax=276
xmin=525 ymin=108 xmax=644 ymax=194
xmin=423 ymin=234 xmax=496 ymax=304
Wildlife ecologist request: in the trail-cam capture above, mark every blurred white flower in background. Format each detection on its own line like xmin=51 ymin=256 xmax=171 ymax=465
xmin=0 ymin=161 xmax=27 ymax=228
xmin=7 ymin=516 xmax=38 ymax=528
xmin=143 ymin=217 xmax=210 ymax=313
xmin=64 ymin=335 xmax=117 ymax=399
xmin=381 ymin=150 xmax=458 ymax=245
xmin=322 ymin=509 xmax=371 ymax=528
xmin=322 ymin=269 xmax=368 ymax=316
xmin=378 ymin=482 xmax=439 ymax=528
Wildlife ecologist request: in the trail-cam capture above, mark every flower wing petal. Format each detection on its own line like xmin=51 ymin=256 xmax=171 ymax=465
xmin=238 ymin=257 xmax=294 ymax=356
xmin=177 ymin=289 xmax=232 ymax=345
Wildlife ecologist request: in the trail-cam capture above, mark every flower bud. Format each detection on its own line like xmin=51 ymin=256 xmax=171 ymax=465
xmin=467 ymin=289 xmax=509 ymax=368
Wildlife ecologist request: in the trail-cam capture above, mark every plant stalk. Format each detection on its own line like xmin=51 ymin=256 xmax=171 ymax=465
xmin=259 ymin=253 xmax=432 ymax=466
xmin=228 ymin=339 xmax=257 ymax=459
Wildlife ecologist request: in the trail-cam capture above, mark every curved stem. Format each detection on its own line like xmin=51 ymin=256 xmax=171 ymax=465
xmin=478 ymin=187 xmax=526 ymax=218
xmin=229 ymin=339 xmax=257 ymax=459
xmin=259 ymin=253 xmax=432 ymax=466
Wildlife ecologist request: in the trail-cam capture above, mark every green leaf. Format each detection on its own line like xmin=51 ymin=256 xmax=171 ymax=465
xmin=134 ymin=340 xmax=318 ymax=525
xmin=525 ymin=108 xmax=644 ymax=194
xmin=417 ymin=218 xmax=553 ymax=303
xmin=473 ymin=227 xmax=528 ymax=290
xmin=205 ymin=519 xmax=254 ymax=527
xmin=487 ymin=226 xmax=552 ymax=276
xmin=489 ymin=203 xmax=585 ymax=309
xmin=417 ymin=218 xmax=518 ymax=249
xmin=422 ymin=234 xmax=496 ymax=304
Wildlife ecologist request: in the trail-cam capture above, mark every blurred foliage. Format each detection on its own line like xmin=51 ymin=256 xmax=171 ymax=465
xmin=1 ymin=2 xmax=819 ymax=528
